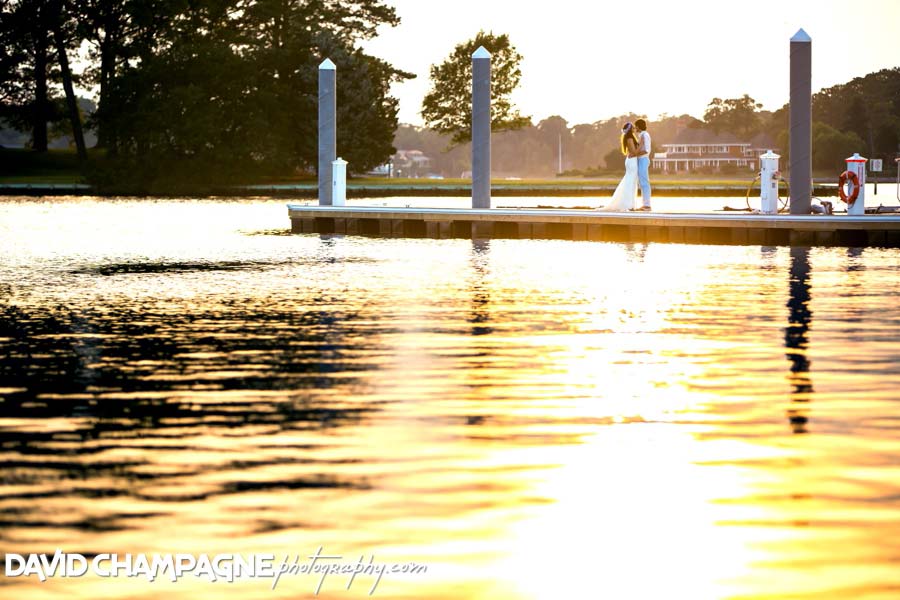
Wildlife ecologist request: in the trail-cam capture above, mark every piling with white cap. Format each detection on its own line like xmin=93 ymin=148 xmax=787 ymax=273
xmin=844 ymin=153 xmax=867 ymax=215
xmin=789 ymin=29 xmax=812 ymax=215
xmin=472 ymin=46 xmax=491 ymax=209
xmin=318 ymin=58 xmax=336 ymax=206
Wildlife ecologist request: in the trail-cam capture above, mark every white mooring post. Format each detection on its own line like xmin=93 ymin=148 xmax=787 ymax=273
xmin=332 ymin=158 xmax=347 ymax=206
xmin=472 ymin=46 xmax=491 ymax=209
xmin=845 ymin=153 xmax=867 ymax=216
xmin=318 ymin=58 xmax=336 ymax=206
xmin=896 ymin=157 xmax=900 ymax=202
xmin=789 ymin=29 xmax=812 ymax=214
xmin=759 ymin=150 xmax=781 ymax=215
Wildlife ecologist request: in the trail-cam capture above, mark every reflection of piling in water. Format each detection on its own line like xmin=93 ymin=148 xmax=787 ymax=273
xmin=469 ymin=240 xmax=493 ymax=336
xmin=785 ymin=246 xmax=813 ymax=433
xmin=624 ymin=243 xmax=648 ymax=263
xmin=0 ymin=298 xmax=382 ymax=518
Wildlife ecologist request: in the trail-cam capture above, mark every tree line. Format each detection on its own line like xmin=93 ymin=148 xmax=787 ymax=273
xmin=1 ymin=0 xmax=410 ymax=190
xmin=2 ymin=10 xmax=898 ymax=186
xmin=407 ymin=32 xmax=898 ymax=178
xmin=401 ymin=69 xmax=900 ymax=179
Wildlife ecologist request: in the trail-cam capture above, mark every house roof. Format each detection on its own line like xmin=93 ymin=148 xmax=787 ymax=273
xmin=748 ymin=132 xmax=778 ymax=150
xmin=654 ymin=153 xmax=753 ymax=160
xmin=665 ymin=128 xmax=745 ymax=145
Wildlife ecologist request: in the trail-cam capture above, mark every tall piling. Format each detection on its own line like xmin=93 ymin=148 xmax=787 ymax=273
xmin=318 ymin=58 xmax=336 ymax=206
xmin=472 ymin=47 xmax=491 ymax=209
xmin=789 ymin=29 xmax=812 ymax=215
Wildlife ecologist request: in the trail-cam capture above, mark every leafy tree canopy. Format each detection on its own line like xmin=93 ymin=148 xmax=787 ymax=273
xmin=703 ymin=94 xmax=762 ymax=138
xmin=74 ymin=0 xmax=411 ymax=188
xmin=421 ymin=31 xmax=530 ymax=146
xmin=811 ymin=68 xmax=900 ymax=158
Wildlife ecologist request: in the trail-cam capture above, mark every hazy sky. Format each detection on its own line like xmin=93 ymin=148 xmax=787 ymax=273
xmin=362 ymin=0 xmax=900 ymax=126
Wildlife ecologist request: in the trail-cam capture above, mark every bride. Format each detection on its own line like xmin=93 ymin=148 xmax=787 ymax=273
xmin=598 ymin=122 xmax=639 ymax=212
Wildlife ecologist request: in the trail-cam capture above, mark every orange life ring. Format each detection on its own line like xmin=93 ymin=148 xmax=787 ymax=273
xmin=838 ymin=170 xmax=860 ymax=205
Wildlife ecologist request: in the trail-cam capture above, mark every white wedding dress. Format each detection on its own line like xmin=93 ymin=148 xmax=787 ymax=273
xmin=599 ymin=156 xmax=638 ymax=212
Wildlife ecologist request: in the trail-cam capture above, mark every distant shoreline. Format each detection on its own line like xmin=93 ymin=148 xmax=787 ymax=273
xmin=0 ymin=180 xmax=843 ymax=199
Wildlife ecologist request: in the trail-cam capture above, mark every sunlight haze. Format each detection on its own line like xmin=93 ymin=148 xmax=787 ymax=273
xmin=363 ymin=0 xmax=900 ymax=125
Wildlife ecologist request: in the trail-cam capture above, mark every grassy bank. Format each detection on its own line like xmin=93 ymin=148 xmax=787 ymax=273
xmin=0 ymin=148 xmax=88 ymax=184
xmin=2 ymin=148 xmax=891 ymax=195
xmin=268 ymin=174 xmax=769 ymax=188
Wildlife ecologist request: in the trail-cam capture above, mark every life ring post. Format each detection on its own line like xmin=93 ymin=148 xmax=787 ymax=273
xmin=843 ymin=153 xmax=868 ymax=215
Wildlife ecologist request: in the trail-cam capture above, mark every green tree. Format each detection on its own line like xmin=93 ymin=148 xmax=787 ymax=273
xmin=229 ymin=0 xmax=409 ymax=172
xmin=811 ymin=68 xmax=900 ymax=161
xmin=49 ymin=0 xmax=87 ymax=162
xmin=812 ymin=122 xmax=865 ymax=171
xmin=334 ymin=48 xmax=411 ymax=172
xmin=603 ymin=146 xmax=624 ymax=172
xmin=76 ymin=0 xmax=172 ymax=152
xmin=568 ymin=122 xmax=603 ymax=171
xmin=0 ymin=0 xmax=66 ymax=151
xmin=536 ymin=115 xmax=571 ymax=173
xmin=421 ymin=31 xmax=530 ymax=146
xmin=775 ymin=121 xmax=865 ymax=171
xmin=104 ymin=19 xmax=254 ymax=183
xmin=565 ymin=117 xmax=636 ymax=173
xmin=703 ymin=94 xmax=763 ymax=138
xmin=91 ymin=0 xmax=408 ymax=189
xmin=0 ymin=1 xmax=29 ymax=110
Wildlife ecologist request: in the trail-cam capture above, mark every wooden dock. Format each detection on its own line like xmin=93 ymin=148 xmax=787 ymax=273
xmin=287 ymin=205 xmax=900 ymax=247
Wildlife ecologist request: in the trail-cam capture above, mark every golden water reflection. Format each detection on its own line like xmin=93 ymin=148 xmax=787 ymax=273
xmin=1 ymin=198 xmax=900 ymax=599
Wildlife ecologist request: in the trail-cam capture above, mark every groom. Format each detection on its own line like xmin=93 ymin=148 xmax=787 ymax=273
xmin=634 ymin=119 xmax=652 ymax=211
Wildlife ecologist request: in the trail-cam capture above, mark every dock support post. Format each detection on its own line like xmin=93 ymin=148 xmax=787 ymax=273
xmin=472 ymin=47 xmax=491 ymax=209
xmin=472 ymin=221 xmax=493 ymax=239
xmin=789 ymin=29 xmax=812 ymax=214
xmin=318 ymin=58 xmax=336 ymax=206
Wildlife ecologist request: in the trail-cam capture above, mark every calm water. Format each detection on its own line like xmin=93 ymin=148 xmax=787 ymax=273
xmin=1 ymin=197 xmax=900 ymax=599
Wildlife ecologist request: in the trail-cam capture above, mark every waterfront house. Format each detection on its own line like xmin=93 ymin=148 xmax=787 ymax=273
xmin=393 ymin=149 xmax=433 ymax=178
xmin=652 ymin=129 xmax=778 ymax=173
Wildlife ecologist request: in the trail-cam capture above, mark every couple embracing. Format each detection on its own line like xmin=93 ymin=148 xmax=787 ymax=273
xmin=599 ymin=119 xmax=652 ymax=212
